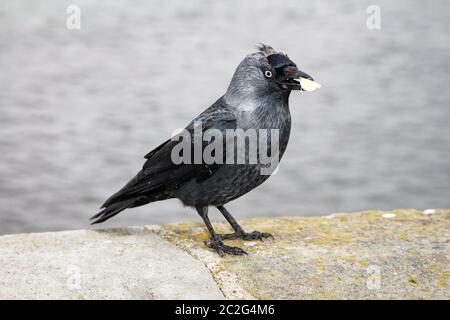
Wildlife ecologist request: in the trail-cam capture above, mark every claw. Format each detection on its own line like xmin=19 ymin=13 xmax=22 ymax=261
xmin=204 ymin=239 xmax=247 ymax=256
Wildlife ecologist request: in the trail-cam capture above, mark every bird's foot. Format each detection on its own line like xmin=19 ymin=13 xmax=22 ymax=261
xmin=219 ymin=230 xmax=274 ymax=241
xmin=204 ymin=238 xmax=247 ymax=256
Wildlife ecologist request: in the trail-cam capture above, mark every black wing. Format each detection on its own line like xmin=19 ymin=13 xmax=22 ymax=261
xmin=99 ymin=99 xmax=236 ymax=210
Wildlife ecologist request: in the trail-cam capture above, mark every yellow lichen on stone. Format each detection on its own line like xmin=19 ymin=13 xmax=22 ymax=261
xmin=408 ymin=276 xmax=418 ymax=286
xmin=158 ymin=209 xmax=450 ymax=299
xmin=358 ymin=259 xmax=369 ymax=268
xmin=398 ymin=231 xmax=409 ymax=239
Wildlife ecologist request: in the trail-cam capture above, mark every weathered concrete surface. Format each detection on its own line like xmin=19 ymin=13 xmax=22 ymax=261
xmin=159 ymin=209 xmax=450 ymax=299
xmin=0 ymin=226 xmax=223 ymax=299
xmin=0 ymin=209 xmax=448 ymax=299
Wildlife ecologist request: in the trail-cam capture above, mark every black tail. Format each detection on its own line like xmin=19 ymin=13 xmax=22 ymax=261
xmin=90 ymin=198 xmax=136 ymax=224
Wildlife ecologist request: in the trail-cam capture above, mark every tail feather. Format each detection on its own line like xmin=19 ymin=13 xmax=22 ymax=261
xmin=90 ymin=199 xmax=136 ymax=225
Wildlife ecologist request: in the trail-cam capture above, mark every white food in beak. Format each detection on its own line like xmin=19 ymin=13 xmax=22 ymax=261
xmin=299 ymin=78 xmax=321 ymax=92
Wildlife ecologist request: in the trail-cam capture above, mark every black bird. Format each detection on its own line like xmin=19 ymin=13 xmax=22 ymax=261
xmin=91 ymin=44 xmax=320 ymax=256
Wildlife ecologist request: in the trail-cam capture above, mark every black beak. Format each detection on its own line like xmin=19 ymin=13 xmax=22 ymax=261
xmin=296 ymin=70 xmax=314 ymax=81
xmin=280 ymin=66 xmax=320 ymax=92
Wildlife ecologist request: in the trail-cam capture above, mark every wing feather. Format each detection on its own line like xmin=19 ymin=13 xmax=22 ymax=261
xmin=101 ymin=98 xmax=236 ymax=207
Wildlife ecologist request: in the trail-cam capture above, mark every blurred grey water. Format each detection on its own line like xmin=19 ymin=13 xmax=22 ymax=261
xmin=0 ymin=0 xmax=449 ymax=234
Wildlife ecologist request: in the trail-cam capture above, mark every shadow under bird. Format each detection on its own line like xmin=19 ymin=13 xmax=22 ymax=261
xmin=91 ymin=44 xmax=321 ymax=256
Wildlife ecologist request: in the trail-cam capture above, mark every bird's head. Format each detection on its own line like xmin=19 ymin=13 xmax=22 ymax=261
xmin=226 ymin=44 xmax=321 ymax=100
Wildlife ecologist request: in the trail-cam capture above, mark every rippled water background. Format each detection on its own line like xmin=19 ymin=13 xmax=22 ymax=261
xmin=0 ymin=1 xmax=449 ymax=234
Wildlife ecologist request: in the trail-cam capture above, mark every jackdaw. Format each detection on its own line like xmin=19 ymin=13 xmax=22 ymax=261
xmin=91 ymin=44 xmax=321 ymax=256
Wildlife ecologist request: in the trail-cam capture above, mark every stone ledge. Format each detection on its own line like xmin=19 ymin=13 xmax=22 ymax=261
xmin=0 ymin=209 xmax=449 ymax=299
xmin=0 ymin=226 xmax=223 ymax=299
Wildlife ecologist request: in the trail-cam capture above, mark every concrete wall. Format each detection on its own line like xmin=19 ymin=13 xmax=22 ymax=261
xmin=0 ymin=209 xmax=449 ymax=299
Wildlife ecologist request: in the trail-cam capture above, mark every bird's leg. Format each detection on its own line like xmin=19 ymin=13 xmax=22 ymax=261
xmin=196 ymin=206 xmax=247 ymax=256
xmin=217 ymin=206 xmax=274 ymax=241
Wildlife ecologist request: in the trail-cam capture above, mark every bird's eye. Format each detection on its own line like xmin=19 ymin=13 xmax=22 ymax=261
xmin=264 ymin=70 xmax=273 ymax=78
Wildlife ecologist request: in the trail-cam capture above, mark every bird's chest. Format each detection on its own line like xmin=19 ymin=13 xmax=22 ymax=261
xmin=237 ymin=105 xmax=292 ymax=157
